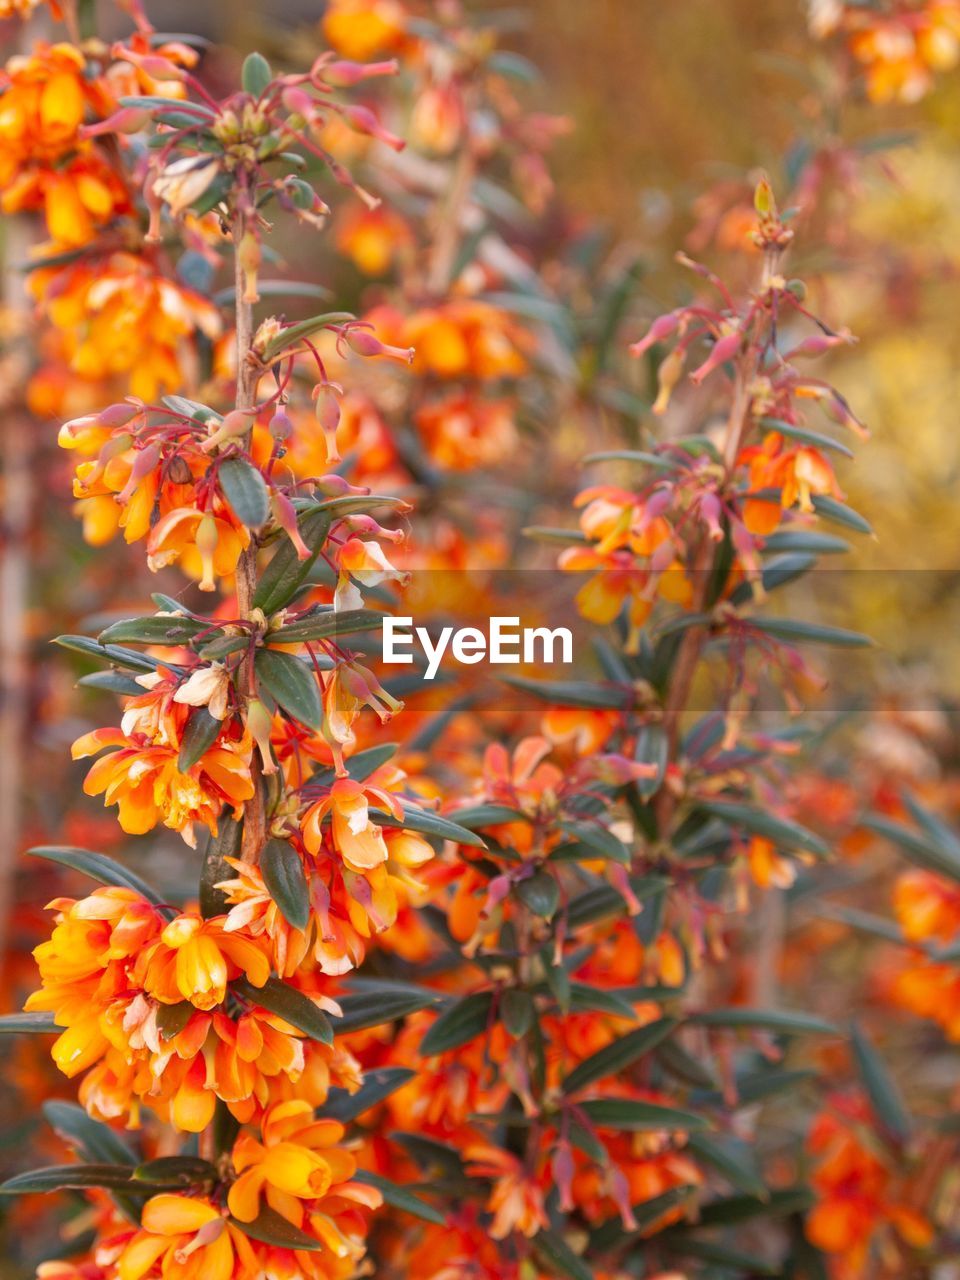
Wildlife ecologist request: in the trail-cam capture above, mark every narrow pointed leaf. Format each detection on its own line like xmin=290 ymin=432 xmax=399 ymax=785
xmin=232 ymin=1204 xmax=322 ymax=1250
xmin=178 ymin=707 xmax=221 ymax=772
xmin=0 ymin=1012 xmax=57 ymax=1034
xmin=562 ymin=1018 xmax=677 ymax=1095
xmin=219 ymin=456 xmax=269 ymax=528
xmin=334 ymin=979 xmax=442 ymax=1033
xmin=320 ymin=1068 xmax=415 ymax=1123
xmin=578 ymin=1098 xmax=709 ymax=1132
xmin=234 ymin=977 xmax=333 ymax=1044
xmin=851 ymin=1021 xmax=912 ymax=1144
xmin=352 ymin=1170 xmax=445 ymax=1225
xmin=255 ymin=649 xmax=322 ymax=730
xmin=27 ymin=847 xmax=167 ymax=909
xmin=420 ymin=993 xmax=494 ymax=1056
xmin=261 ymin=839 xmax=310 ymax=931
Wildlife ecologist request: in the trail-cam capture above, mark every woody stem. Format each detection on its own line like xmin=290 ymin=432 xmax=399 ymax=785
xmin=233 ymin=209 xmax=267 ymax=863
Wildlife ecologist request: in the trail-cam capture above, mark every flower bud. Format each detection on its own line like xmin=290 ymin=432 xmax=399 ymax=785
xmin=271 ymin=492 xmax=312 ymax=561
xmin=195 ymin=513 xmax=219 ymax=592
xmin=268 ymin=407 xmax=294 ymax=443
xmin=346 ymin=328 xmax=414 ymax=363
xmin=117 ymin=443 xmax=160 ymax=504
xmin=246 ymin=698 xmax=278 ymax=775
xmin=321 ymin=59 xmax=399 ymax=87
xmin=341 ymin=104 xmax=405 ymax=152
xmin=313 ymin=384 xmax=341 ymax=463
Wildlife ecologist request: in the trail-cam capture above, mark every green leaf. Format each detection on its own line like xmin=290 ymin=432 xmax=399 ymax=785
xmin=98 ymin=615 xmax=209 ymax=646
xmin=696 ymin=1185 xmax=814 ymax=1227
xmin=811 ymin=494 xmax=872 ymax=535
xmin=516 ymin=871 xmax=560 ymax=919
xmin=583 ymin=449 xmax=674 ymax=470
xmin=319 ymin=1068 xmax=415 ymax=1123
xmin=352 ymin=1170 xmax=445 ymax=1225
xmin=43 ymin=1102 xmax=135 ymax=1169
xmin=77 ymin=670 xmax=144 ymax=696
xmin=578 ymin=1098 xmax=709 ymax=1132
xmin=160 ymin=394 xmax=221 ymax=424
xmin=0 ymin=1012 xmax=57 ymax=1034
xmin=27 ymin=847 xmax=167 ymax=909
xmin=373 ymin=804 xmax=486 ymax=849
xmin=156 ymin=1001 xmax=195 ymax=1041
xmin=588 ymin=1186 xmax=696 ymax=1251
xmin=697 ymin=802 xmax=829 ymax=857
xmin=232 ymin=1204 xmax=322 ymax=1251
xmin=751 ymin=618 xmax=872 ymax=648
xmin=560 ymin=820 xmax=630 ymax=864
xmin=334 ymin=979 xmax=442 ymax=1033
xmin=234 ymin=977 xmax=333 ymax=1044
xmin=199 ymin=814 xmax=242 ymax=918
xmin=634 ymin=724 xmax=667 ymax=799
xmin=862 ymin=814 xmax=960 ymax=883
xmin=261 ymin=839 xmax=310 ymax=931
xmin=756 ymin=416 xmax=853 ymax=457
xmin=764 ymin=530 xmax=851 ymax=556
xmin=566 ymin=876 xmax=668 ymax=929
xmin=420 ymin=993 xmax=493 ymax=1056
xmin=442 ymin=803 xmax=526 ymax=829
xmin=310 ymin=743 xmax=398 ymax=787
xmin=567 ymin=983 xmax=637 ymax=1020
xmin=260 ymin=313 xmax=355 ymax=362
xmin=0 ymin=1164 xmax=161 ymax=1195
xmin=533 ymin=1228 xmax=593 ymax=1280
xmin=55 ymin=634 xmax=162 ymax=673
xmin=255 ymin=649 xmax=322 ymax=730
xmin=562 ymin=1018 xmax=677 ymax=1095
xmin=688 ymin=1008 xmax=837 ymax=1035
xmin=501 ymin=989 xmax=535 ymax=1038
xmin=267 ymin=608 xmax=384 ymax=644
xmin=253 ymin=508 xmax=332 ymax=614
xmin=502 ymin=675 xmax=625 ymax=710
xmin=132 ymin=1157 xmax=216 ymax=1186
xmin=686 ymin=1132 xmax=767 ymax=1198
xmin=666 ymin=1238 xmax=779 ymax=1275
xmin=241 ymin=51 xmax=273 ymax=97
xmin=219 ymin=457 xmax=269 ymax=529
xmin=851 ymin=1021 xmax=911 ymax=1144
xmin=178 ymin=707 xmax=221 ymax=772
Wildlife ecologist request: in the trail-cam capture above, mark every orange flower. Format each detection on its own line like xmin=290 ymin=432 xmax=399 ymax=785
xmin=116 ymin=1194 xmax=258 ymax=1280
xmin=335 ymin=204 xmax=412 ymax=276
xmin=415 ymin=394 xmax=518 ymax=470
xmin=302 ymin=774 xmax=402 ymax=871
xmin=464 ymin=1145 xmax=549 ymax=1239
xmin=893 ymin=869 xmax=960 ymax=943
xmin=33 ymin=253 xmax=221 ymax=400
xmin=137 ymin=915 xmax=271 ymax=1011
xmin=322 ymin=0 xmax=406 ymax=61
xmin=807 ymin=1099 xmax=933 ymax=1272
xmin=72 ymin=725 xmax=254 ymax=846
xmin=227 ymin=1102 xmax=360 ymax=1225
xmin=0 ymin=42 xmax=129 ymax=243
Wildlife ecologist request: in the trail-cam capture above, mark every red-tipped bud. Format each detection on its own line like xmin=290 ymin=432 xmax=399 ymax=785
xmin=312 ymin=383 xmax=342 ymax=463
xmin=117 ymin=443 xmax=161 ymax=504
xmin=322 ymin=59 xmax=399 ymax=87
xmin=690 ymin=331 xmax=742 ymax=385
xmin=271 ymin=491 xmax=311 ymax=561
xmin=346 ymin=328 xmax=414 ymax=363
xmin=269 ymin=408 xmax=294 ymax=442
xmin=630 ymin=309 xmax=683 ymax=358
xmin=341 ymin=104 xmax=405 ymax=152
xmin=81 ymin=107 xmax=151 ymax=138
xmin=99 ymin=401 xmax=142 ymax=428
